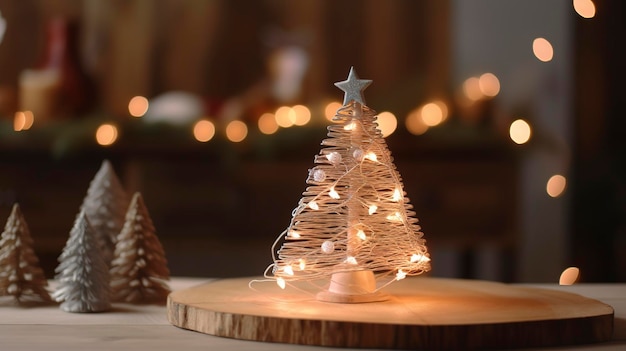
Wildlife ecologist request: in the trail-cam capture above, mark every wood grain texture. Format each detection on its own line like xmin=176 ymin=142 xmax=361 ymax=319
xmin=167 ymin=277 xmax=614 ymax=350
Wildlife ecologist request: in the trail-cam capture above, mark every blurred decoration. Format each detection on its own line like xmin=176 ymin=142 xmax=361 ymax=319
xmin=144 ymin=91 xmax=204 ymax=125
xmin=18 ymin=18 xmax=93 ymax=123
xmin=268 ymin=46 xmax=309 ymax=103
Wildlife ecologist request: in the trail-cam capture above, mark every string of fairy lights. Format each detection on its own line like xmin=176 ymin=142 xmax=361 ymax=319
xmin=10 ymin=0 xmax=595 ymax=203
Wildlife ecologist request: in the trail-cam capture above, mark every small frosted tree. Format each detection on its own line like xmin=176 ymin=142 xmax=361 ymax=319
xmin=80 ymin=159 xmax=128 ymax=265
xmin=264 ymin=68 xmax=430 ymax=302
xmin=0 ymin=204 xmax=51 ymax=304
xmin=53 ymin=211 xmax=111 ymax=312
xmin=110 ymin=192 xmax=170 ymax=304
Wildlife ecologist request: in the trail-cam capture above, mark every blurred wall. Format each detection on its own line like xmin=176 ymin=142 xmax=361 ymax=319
xmin=452 ymin=0 xmax=572 ymax=282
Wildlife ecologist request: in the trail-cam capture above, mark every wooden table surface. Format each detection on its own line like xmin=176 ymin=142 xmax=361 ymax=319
xmin=2 ymin=278 xmax=625 ymax=351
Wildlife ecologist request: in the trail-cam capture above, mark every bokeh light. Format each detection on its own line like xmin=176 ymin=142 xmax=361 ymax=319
xmin=533 ymin=38 xmax=554 ymax=62
xmin=377 ymin=111 xmax=397 ymax=137
xmin=275 ymin=106 xmax=295 ymax=128
xmin=547 ymin=174 xmax=567 ymax=198
xmin=226 ymin=120 xmax=248 ymax=142
xmin=13 ymin=111 xmax=34 ymax=131
xmin=405 ymin=108 xmax=429 ymax=135
xmin=193 ymin=119 xmax=216 ymax=142
xmin=559 ymin=267 xmax=580 ymax=285
xmin=95 ymin=124 xmax=118 ymax=146
xmin=463 ymin=77 xmax=483 ymax=101
xmin=573 ymin=0 xmax=595 ymax=19
xmin=509 ymin=119 xmax=532 ymax=144
xmin=128 ymin=96 xmax=149 ymax=117
xmin=478 ymin=73 xmax=500 ymax=97
xmin=325 ymin=101 xmax=342 ymax=121
xmin=292 ymin=105 xmax=311 ymax=126
xmin=258 ymin=112 xmax=279 ymax=135
xmin=421 ymin=103 xmax=444 ymax=127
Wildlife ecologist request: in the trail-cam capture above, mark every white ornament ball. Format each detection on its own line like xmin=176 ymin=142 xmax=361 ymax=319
xmin=325 ymin=152 xmax=341 ymax=165
xmin=352 ymin=148 xmax=364 ymax=161
xmin=312 ymin=168 xmax=326 ymax=182
xmin=321 ymin=241 xmax=335 ymax=254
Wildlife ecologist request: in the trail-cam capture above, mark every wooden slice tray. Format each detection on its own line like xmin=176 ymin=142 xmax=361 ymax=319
xmin=167 ymin=277 xmax=613 ymax=350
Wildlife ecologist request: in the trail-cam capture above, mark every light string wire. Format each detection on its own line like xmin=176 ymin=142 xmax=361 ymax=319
xmin=261 ymin=101 xmax=430 ymax=294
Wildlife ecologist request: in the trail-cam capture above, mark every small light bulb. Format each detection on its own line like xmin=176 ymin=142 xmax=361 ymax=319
xmin=392 ymin=188 xmax=402 ymax=202
xmin=344 ymin=121 xmax=356 ymax=131
xmin=357 ymin=230 xmax=366 ymax=241
xmin=289 ymin=230 xmax=301 ymax=239
xmin=298 ymin=259 xmax=306 ymax=270
xmin=329 ymin=187 xmax=340 ymax=199
xmin=345 ymin=256 xmax=358 ymax=265
xmin=410 ymin=253 xmax=430 ymax=263
xmin=396 ymin=269 xmax=407 ymax=281
xmin=277 ymin=277 xmax=286 ymax=289
xmin=284 ymin=266 xmax=294 ymax=276
xmin=386 ymin=212 xmax=402 ymax=222
xmin=364 ymin=152 xmax=378 ymax=162
xmin=368 ymin=205 xmax=378 ymax=215
xmin=308 ymin=201 xmax=319 ymax=210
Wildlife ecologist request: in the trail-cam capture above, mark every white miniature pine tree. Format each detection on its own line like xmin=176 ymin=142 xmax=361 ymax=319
xmin=53 ymin=211 xmax=111 ymax=312
xmin=265 ymin=68 xmax=431 ymax=302
xmin=80 ymin=160 xmax=128 ymax=265
xmin=0 ymin=204 xmax=51 ymax=304
xmin=110 ymin=192 xmax=170 ymax=304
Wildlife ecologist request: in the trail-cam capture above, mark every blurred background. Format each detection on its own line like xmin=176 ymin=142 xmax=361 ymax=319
xmin=0 ymin=0 xmax=623 ymax=283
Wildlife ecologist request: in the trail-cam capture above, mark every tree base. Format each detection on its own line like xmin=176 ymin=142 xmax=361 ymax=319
xmin=316 ymin=269 xmax=388 ymax=303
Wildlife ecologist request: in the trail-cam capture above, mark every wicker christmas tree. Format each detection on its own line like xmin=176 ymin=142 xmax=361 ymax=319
xmin=264 ymin=68 xmax=431 ymax=303
xmin=110 ymin=192 xmax=170 ymax=304
xmin=80 ymin=160 xmax=128 ymax=265
xmin=53 ymin=211 xmax=111 ymax=312
xmin=0 ymin=204 xmax=51 ymax=304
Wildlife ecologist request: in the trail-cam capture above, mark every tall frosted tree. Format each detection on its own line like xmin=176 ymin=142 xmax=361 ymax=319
xmin=0 ymin=204 xmax=51 ymax=304
xmin=80 ymin=159 xmax=128 ymax=265
xmin=264 ymin=68 xmax=431 ymax=302
xmin=53 ymin=211 xmax=111 ymax=312
xmin=110 ymin=192 xmax=170 ymax=304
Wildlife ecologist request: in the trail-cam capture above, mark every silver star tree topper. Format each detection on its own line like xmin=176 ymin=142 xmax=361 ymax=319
xmin=334 ymin=67 xmax=372 ymax=106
